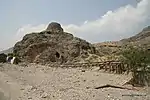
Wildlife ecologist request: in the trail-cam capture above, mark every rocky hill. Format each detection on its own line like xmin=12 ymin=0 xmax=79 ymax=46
xmin=13 ymin=22 xmax=96 ymax=64
xmin=94 ymin=26 xmax=150 ymax=60
xmin=121 ymin=26 xmax=150 ymax=48
xmin=2 ymin=24 xmax=149 ymax=63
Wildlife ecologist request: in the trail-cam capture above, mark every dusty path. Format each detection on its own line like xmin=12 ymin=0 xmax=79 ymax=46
xmin=0 ymin=63 xmax=149 ymax=100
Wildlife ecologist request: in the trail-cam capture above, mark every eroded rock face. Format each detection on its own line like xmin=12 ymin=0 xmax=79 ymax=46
xmin=13 ymin=22 xmax=96 ymax=64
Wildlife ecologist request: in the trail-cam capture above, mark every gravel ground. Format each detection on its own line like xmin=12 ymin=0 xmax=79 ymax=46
xmin=0 ymin=63 xmax=149 ymax=100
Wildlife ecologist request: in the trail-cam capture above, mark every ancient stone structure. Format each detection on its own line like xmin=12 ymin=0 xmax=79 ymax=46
xmin=13 ymin=22 xmax=96 ymax=64
xmin=46 ymin=22 xmax=63 ymax=33
xmin=48 ymin=61 xmax=129 ymax=74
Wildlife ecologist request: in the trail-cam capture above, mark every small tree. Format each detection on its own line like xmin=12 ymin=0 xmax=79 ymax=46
xmin=7 ymin=53 xmax=21 ymax=64
xmin=121 ymin=46 xmax=150 ymax=86
xmin=0 ymin=53 xmax=7 ymax=63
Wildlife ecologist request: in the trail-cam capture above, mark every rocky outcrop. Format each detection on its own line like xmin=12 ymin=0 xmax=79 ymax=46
xmin=13 ymin=22 xmax=96 ymax=64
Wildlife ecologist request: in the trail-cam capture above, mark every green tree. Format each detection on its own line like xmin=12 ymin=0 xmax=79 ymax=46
xmin=121 ymin=46 xmax=150 ymax=86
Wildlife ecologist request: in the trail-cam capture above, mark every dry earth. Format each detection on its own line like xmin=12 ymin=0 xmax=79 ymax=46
xmin=0 ymin=63 xmax=149 ymax=100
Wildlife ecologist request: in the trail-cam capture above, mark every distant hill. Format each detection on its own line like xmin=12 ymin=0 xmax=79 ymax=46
xmin=93 ymin=26 xmax=150 ymax=60
xmin=121 ymin=26 xmax=150 ymax=48
xmin=0 ymin=47 xmax=13 ymax=54
xmin=94 ymin=26 xmax=150 ymax=49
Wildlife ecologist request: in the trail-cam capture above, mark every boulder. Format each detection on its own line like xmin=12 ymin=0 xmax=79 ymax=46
xmin=13 ymin=22 xmax=96 ymax=64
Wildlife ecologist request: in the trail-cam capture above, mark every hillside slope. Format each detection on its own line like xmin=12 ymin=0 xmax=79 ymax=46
xmin=0 ymin=47 xmax=13 ymax=54
xmin=121 ymin=26 xmax=150 ymax=48
xmin=94 ymin=26 xmax=150 ymax=60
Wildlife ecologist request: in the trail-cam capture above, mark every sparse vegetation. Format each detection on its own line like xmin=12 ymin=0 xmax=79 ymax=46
xmin=7 ymin=53 xmax=21 ymax=64
xmin=0 ymin=53 xmax=7 ymax=63
xmin=121 ymin=46 xmax=150 ymax=86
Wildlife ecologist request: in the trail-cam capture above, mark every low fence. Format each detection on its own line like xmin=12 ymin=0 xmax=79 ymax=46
xmin=48 ymin=61 xmax=130 ymax=74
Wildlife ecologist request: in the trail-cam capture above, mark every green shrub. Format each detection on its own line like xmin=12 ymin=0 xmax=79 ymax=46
xmin=121 ymin=46 xmax=150 ymax=86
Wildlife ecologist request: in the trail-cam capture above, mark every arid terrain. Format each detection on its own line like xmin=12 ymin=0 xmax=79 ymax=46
xmin=0 ymin=23 xmax=150 ymax=100
xmin=0 ymin=63 xmax=149 ymax=100
xmin=0 ymin=0 xmax=150 ymax=99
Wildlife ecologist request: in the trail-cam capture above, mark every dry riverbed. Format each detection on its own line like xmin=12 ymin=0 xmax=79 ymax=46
xmin=0 ymin=63 xmax=149 ymax=100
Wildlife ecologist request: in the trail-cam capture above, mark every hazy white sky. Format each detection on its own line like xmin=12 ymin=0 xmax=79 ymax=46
xmin=0 ymin=0 xmax=150 ymax=51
